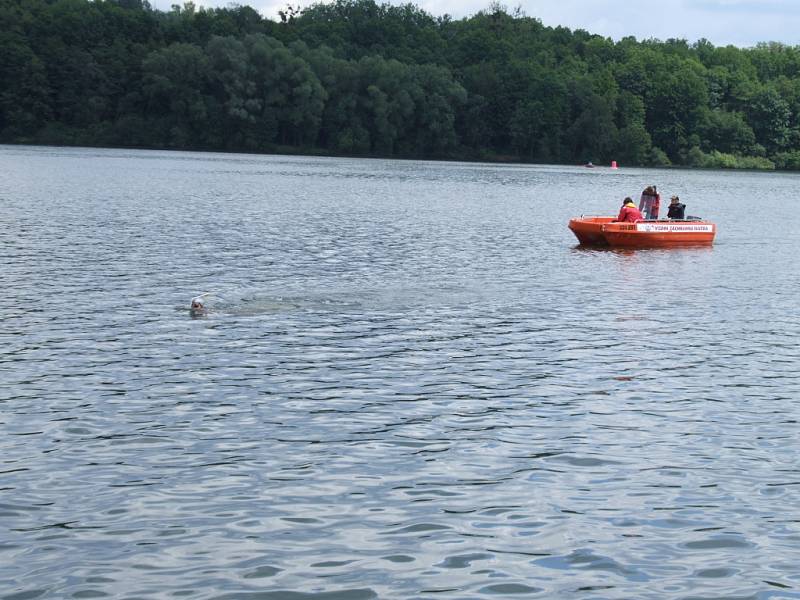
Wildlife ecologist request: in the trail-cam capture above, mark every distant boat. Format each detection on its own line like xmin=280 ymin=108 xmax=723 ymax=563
xmin=584 ymin=161 xmax=595 ymax=168
xmin=568 ymin=216 xmax=716 ymax=247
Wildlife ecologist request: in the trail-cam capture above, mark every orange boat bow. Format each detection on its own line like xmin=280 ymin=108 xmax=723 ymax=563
xmin=568 ymin=216 xmax=614 ymax=245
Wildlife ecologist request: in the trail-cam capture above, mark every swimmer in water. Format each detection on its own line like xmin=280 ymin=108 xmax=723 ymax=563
xmin=190 ymin=293 xmax=210 ymax=315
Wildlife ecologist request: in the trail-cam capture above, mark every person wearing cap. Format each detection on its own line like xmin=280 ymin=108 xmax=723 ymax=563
xmin=616 ymin=197 xmax=644 ymax=223
xmin=667 ymin=195 xmax=686 ymax=220
xmin=190 ymin=295 xmax=207 ymax=315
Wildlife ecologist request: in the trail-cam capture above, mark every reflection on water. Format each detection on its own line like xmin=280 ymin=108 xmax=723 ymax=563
xmin=1 ymin=145 xmax=800 ymax=600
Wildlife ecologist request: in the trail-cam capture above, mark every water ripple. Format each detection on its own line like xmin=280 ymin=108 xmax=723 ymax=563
xmin=1 ymin=146 xmax=800 ymax=599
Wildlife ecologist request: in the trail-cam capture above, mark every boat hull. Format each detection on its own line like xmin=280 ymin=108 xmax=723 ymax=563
xmin=602 ymin=221 xmax=715 ymax=247
xmin=569 ymin=217 xmax=716 ymax=247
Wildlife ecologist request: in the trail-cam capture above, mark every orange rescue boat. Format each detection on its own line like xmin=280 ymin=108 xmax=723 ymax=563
xmin=569 ymin=217 xmax=716 ymax=248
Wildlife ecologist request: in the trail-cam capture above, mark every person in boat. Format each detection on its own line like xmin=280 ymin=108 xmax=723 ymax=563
xmin=616 ymin=197 xmax=644 ymax=223
xmin=667 ymin=196 xmax=686 ymax=220
xmin=638 ymin=185 xmax=660 ymax=220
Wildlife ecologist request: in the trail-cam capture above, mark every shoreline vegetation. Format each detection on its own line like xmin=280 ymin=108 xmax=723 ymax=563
xmin=0 ymin=140 xmax=784 ymax=173
xmin=4 ymin=1 xmax=800 ymax=170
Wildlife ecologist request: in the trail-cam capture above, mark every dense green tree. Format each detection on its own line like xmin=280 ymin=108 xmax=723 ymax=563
xmin=615 ymin=92 xmax=652 ymax=165
xmin=205 ymin=35 xmax=255 ymax=148
xmin=142 ymin=42 xmax=212 ymax=147
xmin=698 ymin=109 xmax=756 ymax=155
xmin=746 ymin=85 xmax=791 ymax=154
xmin=6 ymin=0 xmax=800 ymax=168
xmin=403 ymin=63 xmax=465 ymax=155
xmin=0 ymin=36 xmax=51 ymax=138
xmin=244 ymin=35 xmax=326 ymax=146
xmin=302 ymin=46 xmax=369 ymax=152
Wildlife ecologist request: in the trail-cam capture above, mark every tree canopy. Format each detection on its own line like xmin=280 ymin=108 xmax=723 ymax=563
xmin=3 ymin=0 xmax=800 ymax=168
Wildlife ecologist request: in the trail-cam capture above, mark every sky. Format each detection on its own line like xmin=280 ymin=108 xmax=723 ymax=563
xmin=148 ymin=0 xmax=800 ymax=47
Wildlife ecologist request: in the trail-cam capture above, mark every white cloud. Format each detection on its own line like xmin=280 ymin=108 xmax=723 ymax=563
xmin=690 ymin=0 xmax=800 ymax=12
xmin=148 ymin=0 xmax=800 ymax=46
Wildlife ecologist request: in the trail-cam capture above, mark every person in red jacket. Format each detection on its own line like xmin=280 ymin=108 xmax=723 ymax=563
xmin=616 ymin=197 xmax=644 ymax=222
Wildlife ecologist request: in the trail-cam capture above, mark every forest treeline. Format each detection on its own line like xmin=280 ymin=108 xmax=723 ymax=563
xmin=5 ymin=0 xmax=800 ymax=168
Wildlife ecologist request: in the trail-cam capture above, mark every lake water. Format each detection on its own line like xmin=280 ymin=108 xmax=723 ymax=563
xmin=2 ymin=145 xmax=800 ymax=600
